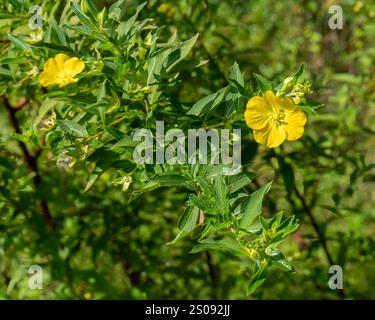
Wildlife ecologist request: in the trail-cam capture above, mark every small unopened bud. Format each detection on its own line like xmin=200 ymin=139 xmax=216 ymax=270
xmin=121 ymin=176 xmax=132 ymax=192
xmin=145 ymin=32 xmax=152 ymax=47
xmin=28 ymin=29 xmax=44 ymax=43
xmin=38 ymin=112 xmax=56 ymax=132
xmin=198 ymin=211 xmax=206 ymax=225
xmin=28 ymin=65 xmax=39 ymax=77
xmin=227 ymin=226 xmax=235 ymax=232
xmin=290 ymin=93 xmax=303 ymax=105
xmin=79 ymin=145 xmax=90 ymax=161
xmin=282 ymin=76 xmax=294 ymax=89
xmin=248 ymin=248 xmax=259 ymax=260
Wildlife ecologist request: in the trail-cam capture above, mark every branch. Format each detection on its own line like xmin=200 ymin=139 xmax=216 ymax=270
xmin=205 ymin=251 xmax=219 ymax=299
xmin=4 ymin=97 xmax=55 ymax=232
xmin=293 ymin=185 xmax=345 ymax=298
xmin=293 ymin=186 xmax=334 ymax=265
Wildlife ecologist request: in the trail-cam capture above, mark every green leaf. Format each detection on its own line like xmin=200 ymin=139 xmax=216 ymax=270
xmin=247 ymin=260 xmax=269 ymax=295
xmin=190 ymin=239 xmax=221 ymax=253
xmin=165 ymin=33 xmax=199 ymax=72
xmin=45 ymin=131 xmax=63 ymax=149
xmin=189 ymin=194 xmax=212 ymax=212
xmin=117 ymin=2 xmax=147 ymax=37
xmin=169 ymin=206 xmax=200 ymax=244
xmin=293 ymin=64 xmax=306 ymax=84
xmin=226 ymin=63 xmax=248 ymax=115
xmin=81 ymin=0 xmax=100 ymax=18
xmin=130 ymin=174 xmax=195 ymax=201
xmin=190 ymin=238 xmax=246 ymax=256
xmin=227 ymin=172 xmax=255 ymax=194
xmin=71 ymin=2 xmax=98 ymax=30
xmin=196 ymin=176 xmax=213 ymax=194
xmin=66 ymin=25 xmax=107 ymax=42
xmin=97 ymin=80 xmax=107 ymax=124
xmin=214 ymin=175 xmax=229 ymax=216
xmin=147 ymin=33 xmax=198 ymax=85
xmin=277 ymin=158 xmax=295 ymax=194
xmin=31 ymin=42 xmax=74 ymax=54
xmin=225 ymin=84 xmax=247 ymax=116
xmin=84 ymin=166 xmax=104 ymax=192
xmin=187 ymin=86 xmax=229 ymax=116
xmin=57 ymin=120 xmax=88 ymax=138
xmin=153 ymin=174 xmax=190 ymax=187
xmin=267 ymin=249 xmax=294 ymax=273
xmin=240 ymin=181 xmax=272 ymax=229
xmin=8 ymin=34 xmax=31 ymax=51
xmin=109 ymin=0 xmax=126 ymax=19
xmin=253 ymin=73 xmax=272 ymax=92
xmin=228 ymin=62 xmax=245 ymax=86
xmin=147 ymin=49 xmax=170 ymax=85
xmin=112 ymin=160 xmax=136 ymax=173
xmin=110 ymin=136 xmax=139 ymax=149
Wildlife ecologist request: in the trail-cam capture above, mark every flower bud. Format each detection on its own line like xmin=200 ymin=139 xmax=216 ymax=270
xmin=121 ymin=176 xmax=132 ymax=192
xmin=38 ymin=112 xmax=56 ymax=132
xmin=56 ymin=154 xmax=76 ymax=169
xmin=248 ymin=248 xmax=259 ymax=261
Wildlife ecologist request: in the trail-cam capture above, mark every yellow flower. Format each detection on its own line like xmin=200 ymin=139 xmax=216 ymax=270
xmin=244 ymin=91 xmax=307 ymax=148
xmin=39 ymin=53 xmax=85 ymax=88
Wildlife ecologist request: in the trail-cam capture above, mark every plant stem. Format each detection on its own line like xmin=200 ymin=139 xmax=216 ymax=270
xmin=205 ymin=251 xmax=219 ymax=299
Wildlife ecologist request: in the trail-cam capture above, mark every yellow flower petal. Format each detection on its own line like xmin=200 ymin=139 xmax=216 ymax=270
xmin=44 ymin=57 xmax=58 ymax=73
xmin=253 ymin=127 xmax=270 ymax=146
xmin=267 ymin=125 xmax=286 ymax=148
xmin=58 ymin=77 xmax=79 ymax=88
xmin=54 ymin=53 xmax=70 ymax=68
xmin=64 ymin=57 xmax=85 ymax=76
xmin=285 ymin=125 xmax=304 ymax=141
xmin=245 ymin=96 xmax=270 ymax=130
xmin=263 ymin=90 xmax=279 ymax=107
xmin=285 ymin=109 xmax=307 ymax=127
xmin=279 ymin=96 xmax=294 ymax=110
xmin=39 ymin=71 xmax=57 ymax=87
xmin=244 ymin=109 xmax=268 ymax=130
xmin=246 ymin=96 xmax=268 ymax=111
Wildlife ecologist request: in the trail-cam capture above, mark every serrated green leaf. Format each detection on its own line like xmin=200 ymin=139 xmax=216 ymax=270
xmin=189 ymin=194 xmax=212 ymax=212
xmin=57 ymin=120 xmax=87 ymax=138
xmin=227 ymin=172 xmax=255 ymax=194
xmin=214 ymin=175 xmax=229 ymax=216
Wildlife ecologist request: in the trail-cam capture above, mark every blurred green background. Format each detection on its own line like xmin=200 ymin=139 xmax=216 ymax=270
xmin=0 ymin=0 xmax=374 ymax=299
